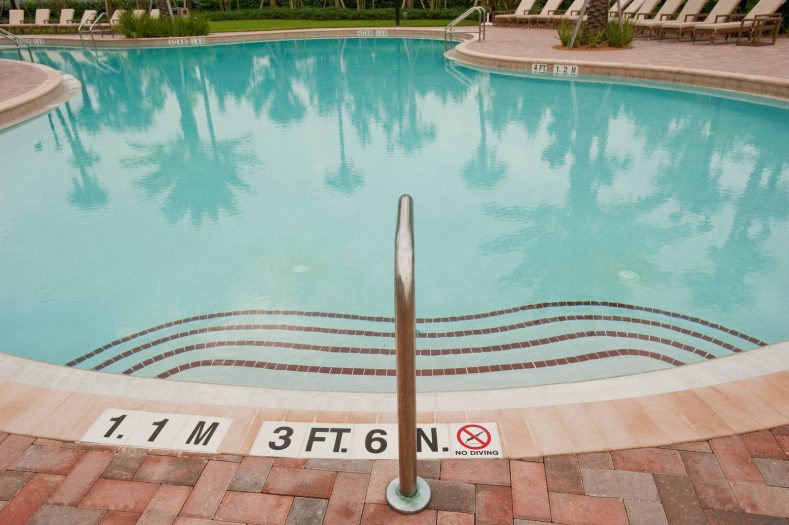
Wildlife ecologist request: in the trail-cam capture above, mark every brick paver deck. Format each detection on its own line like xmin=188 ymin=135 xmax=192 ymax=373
xmin=468 ymin=27 xmax=789 ymax=80
xmin=0 ymin=60 xmax=47 ymax=104
xmin=1 ymin=428 xmax=788 ymax=524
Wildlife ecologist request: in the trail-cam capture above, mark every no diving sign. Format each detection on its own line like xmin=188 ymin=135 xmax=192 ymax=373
xmin=251 ymin=422 xmax=502 ymax=459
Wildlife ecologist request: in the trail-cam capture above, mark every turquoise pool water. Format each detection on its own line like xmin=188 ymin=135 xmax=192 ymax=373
xmin=1 ymin=38 xmax=788 ymax=391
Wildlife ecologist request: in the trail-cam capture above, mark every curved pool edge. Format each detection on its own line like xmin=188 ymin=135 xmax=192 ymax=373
xmin=448 ymin=38 xmax=789 ymax=102
xmin=0 ymin=58 xmax=80 ymax=130
xmin=1 ymin=340 xmax=787 ymax=457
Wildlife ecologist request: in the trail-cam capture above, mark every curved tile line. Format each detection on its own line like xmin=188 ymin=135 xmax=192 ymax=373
xmin=120 ymin=331 xmax=712 ymax=375
xmin=154 ymin=349 xmax=685 ymax=379
xmin=70 ymin=301 xmax=761 ymax=367
xmin=88 ymin=314 xmax=742 ymax=372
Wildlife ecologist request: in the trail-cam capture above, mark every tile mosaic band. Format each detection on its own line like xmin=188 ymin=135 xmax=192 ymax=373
xmin=155 ymin=348 xmax=685 ymax=379
xmin=66 ymin=301 xmax=766 ymax=368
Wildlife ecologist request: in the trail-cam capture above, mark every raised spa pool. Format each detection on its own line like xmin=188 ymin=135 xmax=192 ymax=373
xmin=1 ymin=38 xmax=787 ymax=391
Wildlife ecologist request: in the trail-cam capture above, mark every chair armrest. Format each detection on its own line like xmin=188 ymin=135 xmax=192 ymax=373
xmin=547 ymin=9 xmax=563 ymax=15
xmin=714 ymin=13 xmax=742 ymax=22
xmin=660 ymin=13 xmax=678 ymax=20
xmin=635 ymin=11 xmax=654 ymax=19
xmin=683 ymin=12 xmax=704 ymax=21
xmin=569 ymin=9 xmax=581 ymax=15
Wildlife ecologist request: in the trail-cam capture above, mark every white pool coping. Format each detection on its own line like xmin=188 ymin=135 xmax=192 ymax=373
xmin=2 ymin=341 xmax=788 ymax=412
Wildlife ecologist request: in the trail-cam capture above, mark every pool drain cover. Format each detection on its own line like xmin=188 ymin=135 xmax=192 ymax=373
xmin=292 ymin=264 xmax=310 ymax=274
xmin=617 ymin=270 xmax=640 ymax=281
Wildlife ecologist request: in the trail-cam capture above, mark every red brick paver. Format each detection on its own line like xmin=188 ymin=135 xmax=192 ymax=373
xmin=549 ymin=491 xmax=629 ymax=525
xmin=215 ymin=491 xmax=292 ymax=524
xmin=79 ymin=479 xmax=159 ymax=513
xmin=262 ymin=467 xmax=336 ymax=499
xmin=0 ymin=428 xmax=787 ymax=523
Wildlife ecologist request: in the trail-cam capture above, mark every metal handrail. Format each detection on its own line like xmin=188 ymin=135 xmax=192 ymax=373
xmin=444 ymin=6 xmax=487 ymax=48
xmin=386 ymin=195 xmax=431 ymax=514
xmin=89 ymin=12 xmax=108 ymax=32
xmin=77 ymin=12 xmax=99 ymax=45
xmin=88 ymin=12 xmax=110 ymax=45
xmin=0 ymin=27 xmax=34 ymax=61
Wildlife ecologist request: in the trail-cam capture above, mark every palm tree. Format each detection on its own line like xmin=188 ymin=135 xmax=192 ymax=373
xmin=126 ymin=54 xmax=255 ymax=225
xmin=50 ymin=106 xmax=109 ymax=210
xmin=584 ymin=0 xmax=610 ymax=34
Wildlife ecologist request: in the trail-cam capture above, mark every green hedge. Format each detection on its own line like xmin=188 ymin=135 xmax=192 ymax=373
xmin=5 ymin=0 xmax=786 ymax=31
xmin=202 ymin=6 xmax=465 ymax=20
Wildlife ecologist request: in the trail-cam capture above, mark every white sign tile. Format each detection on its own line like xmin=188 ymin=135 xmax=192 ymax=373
xmin=251 ymin=422 xmax=312 ymax=458
xmin=81 ymin=409 xmax=147 ymax=446
xmin=124 ymin=413 xmax=192 ymax=449
xmin=172 ymin=415 xmax=233 ymax=453
xmin=81 ymin=410 xmax=232 ymax=453
xmin=553 ymin=64 xmax=579 ymax=76
xmin=449 ymin=422 xmax=503 ymax=458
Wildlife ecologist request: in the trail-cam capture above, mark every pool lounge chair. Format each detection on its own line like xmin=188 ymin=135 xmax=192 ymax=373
xmin=658 ymin=0 xmax=741 ymax=39
xmin=30 ymin=9 xmax=51 ymax=31
xmin=691 ymin=0 xmax=786 ymax=43
xmin=539 ymin=0 xmax=589 ymax=26
xmin=514 ymin=0 xmax=567 ymax=26
xmin=58 ymin=10 xmax=97 ymax=32
xmin=53 ymin=9 xmax=75 ymax=32
xmin=494 ymin=0 xmax=539 ymax=25
xmin=609 ymin=0 xmax=645 ymax=19
xmin=626 ymin=0 xmax=663 ymax=21
xmin=0 ymin=9 xmax=25 ymax=31
xmin=90 ymin=9 xmax=126 ymax=35
xmin=635 ymin=0 xmax=704 ymax=37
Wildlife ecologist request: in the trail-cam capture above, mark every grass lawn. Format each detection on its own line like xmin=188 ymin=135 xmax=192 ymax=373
xmin=208 ymin=18 xmax=471 ymax=32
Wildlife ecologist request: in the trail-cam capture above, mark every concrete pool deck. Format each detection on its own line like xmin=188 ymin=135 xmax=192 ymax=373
xmin=1 ymin=27 xmax=788 ymax=523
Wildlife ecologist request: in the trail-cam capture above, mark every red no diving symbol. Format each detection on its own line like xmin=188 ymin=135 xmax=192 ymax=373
xmin=457 ymin=424 xmax=492 ymax=450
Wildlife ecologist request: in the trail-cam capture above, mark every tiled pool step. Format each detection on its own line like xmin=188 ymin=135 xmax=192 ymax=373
xmin=65 ymin=302 xmax=765 ymax=391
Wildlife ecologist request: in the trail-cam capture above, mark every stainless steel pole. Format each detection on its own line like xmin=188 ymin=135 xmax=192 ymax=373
xmin=395 ymin=195 xmax=417 ymax=497
xmin=386 ymin=195 xmax=431 ymax=514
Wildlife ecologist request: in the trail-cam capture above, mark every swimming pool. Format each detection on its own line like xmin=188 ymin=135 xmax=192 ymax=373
xmin=1 ymin=38 xmax=787 ymax=392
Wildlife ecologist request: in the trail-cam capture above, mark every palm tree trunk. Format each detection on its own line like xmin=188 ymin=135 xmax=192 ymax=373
xmin=157 ymin=0 xmax=172 ymax=16
xmin=584 ymin=0 xmax=608 ymax=35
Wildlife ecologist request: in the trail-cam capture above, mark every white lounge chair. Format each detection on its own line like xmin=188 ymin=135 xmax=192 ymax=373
xmin=0 ymin=9 xmax=25 ymax=31
xmin=627 ymin=0 xmax=663 ymax=21
xmin=150 ymin=9 xmax=161 ymax=18
xmin=32 ymin=8 xmax=51 ymax=30
xmin=659 ymin=0 xmax=741 ymax=39
xmin=53 ymin=9 xmax=75 ymax=32
xmin=494 ymin=0 xmax=540 ymax=25
xmin=636 ymin=0 xmax=706 ymax=37
xmin=610 ymin=0 xmax=645 ymax=19
xmin=541 ymin=0 xmax=590 ymax=26
xmin=691 ymin=0 xmax=786 ymax=43
xmin=514 ymin=0 xmax=565 ymax=26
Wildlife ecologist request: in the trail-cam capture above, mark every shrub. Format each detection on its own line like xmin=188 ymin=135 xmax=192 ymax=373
xmin=605 ymin=20 xmax=634 ymax=47
xmin=557 ymin=19 xmax=605 ymax=47
xmin=557 ymin=19 xmax=633 ymax=47
xmin=557 ymin=19 xmax=574 ymax=46
xmin=116 ymin=11 xmax=209 ymax=37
